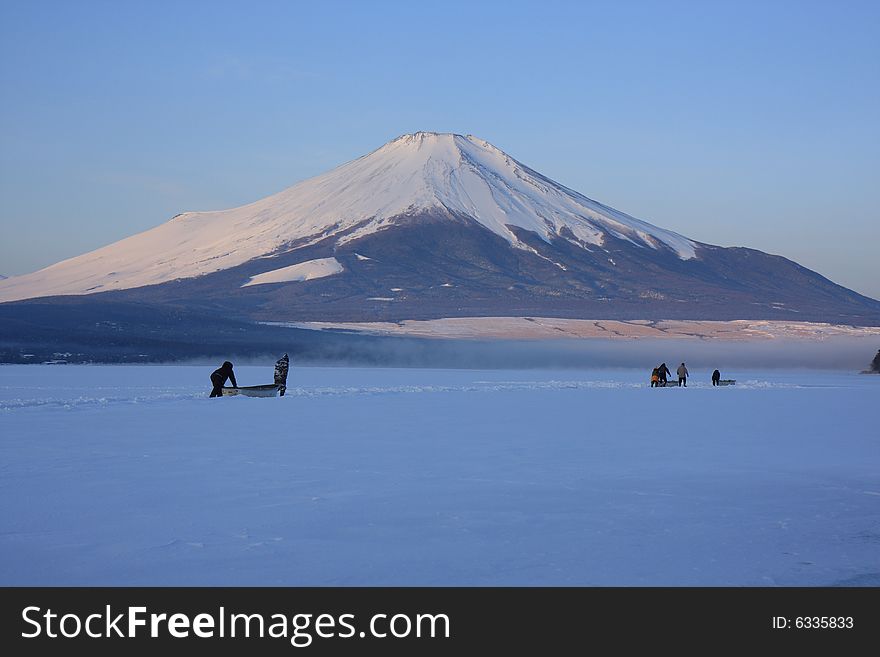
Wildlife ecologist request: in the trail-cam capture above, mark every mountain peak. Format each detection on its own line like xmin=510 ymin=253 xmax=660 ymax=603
xmin=390 ymin=131 xmax=470 ymax=142
xmin=379 ymin=131 xmax=485 ymax=162
xmin=391 ymin=130 xmax=461 ymax=141
xmin=385 ymin=131 xmax=495 ymax=151
xmin=378 ymin=131 xmax=466 ymax=158
xmin=380 ymin=133 xmax=512 ymax=166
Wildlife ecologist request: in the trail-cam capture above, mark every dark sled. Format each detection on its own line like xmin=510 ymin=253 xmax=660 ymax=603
xmin=221 ymin=384 xmax=281 ymax=398
xmin=717 ymin=380 xmax=736 ymax=386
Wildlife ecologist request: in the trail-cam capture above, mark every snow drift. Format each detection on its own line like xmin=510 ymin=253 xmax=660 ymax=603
xmin=241 ymin=257 xmax=344 ymax=287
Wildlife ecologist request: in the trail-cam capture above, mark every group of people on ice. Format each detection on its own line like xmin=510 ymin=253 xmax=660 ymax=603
xmin=650 ymin=362 xmax=680 ymax=387
xmin=650 ymin=362 xmax=724 ymax=387
xmin=210 ymin=354 xmax=728 ymax=396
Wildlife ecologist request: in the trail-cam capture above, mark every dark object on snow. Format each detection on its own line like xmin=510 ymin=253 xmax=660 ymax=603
xmin=717 ymin=379 xmax=736 ymax=386
xmin=210 ymin=361 xmax=237 ymax=398
xmin=870 ymin=350 xmax=880 ymax=374
xmin=274 ymin=353 xmax=289 ymax=396
xmin=657 ymin=363 xmax=671 ymax=385
xmin=712 ymin=369 xmax=721 ymax=386
xmin=221 ymin=384 xmax=280 ymax=398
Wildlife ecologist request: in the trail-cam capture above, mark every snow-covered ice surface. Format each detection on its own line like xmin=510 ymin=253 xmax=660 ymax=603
xmin=1 ymin=364 xmax=878 ymax=586
xmin=0 ymin=132 xmax=695 ymax=302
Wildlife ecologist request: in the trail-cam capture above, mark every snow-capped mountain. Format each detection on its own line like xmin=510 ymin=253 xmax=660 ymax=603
xmin=1 ymin=132 xmax=878 ymax=325
xmin=0 ymin=133 xmax=694 ymax=300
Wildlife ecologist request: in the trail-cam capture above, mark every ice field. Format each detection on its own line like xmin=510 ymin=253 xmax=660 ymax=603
xmin=1 ymin=364 xmax=878 ymax=586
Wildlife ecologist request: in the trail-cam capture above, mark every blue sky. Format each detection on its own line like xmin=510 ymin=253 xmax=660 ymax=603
xmin=1 ymin=0 xmax=878 ymax=297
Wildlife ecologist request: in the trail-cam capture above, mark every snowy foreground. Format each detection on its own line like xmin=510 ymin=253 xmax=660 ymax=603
xmin=1 ymin=364 xmax=878 ymax=586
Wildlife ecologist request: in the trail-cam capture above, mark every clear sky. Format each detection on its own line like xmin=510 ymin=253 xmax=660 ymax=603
xmin=1 ymin=0 xmax=878 ymax=297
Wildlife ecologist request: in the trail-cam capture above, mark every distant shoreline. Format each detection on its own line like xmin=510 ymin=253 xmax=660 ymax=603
xmin=266 ymin=317 xmax=880 ymax=342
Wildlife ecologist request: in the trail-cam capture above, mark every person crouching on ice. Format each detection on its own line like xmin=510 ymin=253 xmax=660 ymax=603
xmin=651 ymin=368 xmax=660 ymax=387
xmin=274 ymin=353 xmax=289 ymax=397
xmin=210 ymin=361 xmax=237 ymax=398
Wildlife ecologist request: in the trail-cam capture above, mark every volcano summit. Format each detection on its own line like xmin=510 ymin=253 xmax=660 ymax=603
xmin=1 ymin=132 xmax=878 ymax=325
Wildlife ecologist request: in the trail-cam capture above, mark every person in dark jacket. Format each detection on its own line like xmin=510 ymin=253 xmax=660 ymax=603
xmin=657 ymin=363 xmax=671 ymax=386
xmin=676 ymin=362 xmax=689 ymax=387
xmin=712 ymin=369 xmax=721 ymax=386
xmin=274 ymin=353 xmax=289 ymax=397
xmin=210 ymin=361 xmax=237 ymax=398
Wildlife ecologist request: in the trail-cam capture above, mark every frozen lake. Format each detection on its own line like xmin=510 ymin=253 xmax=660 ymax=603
xmin=1 ymin=364 xmax=878 ymax=585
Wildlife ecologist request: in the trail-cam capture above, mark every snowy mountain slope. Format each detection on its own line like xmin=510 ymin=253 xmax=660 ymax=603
xmin=0 ymin=132 xmax=695 ymax=303
xmin=27 ymin=215 xmax=870 ymax=326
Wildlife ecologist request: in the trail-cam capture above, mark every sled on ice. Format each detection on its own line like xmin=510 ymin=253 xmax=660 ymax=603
xmin=221 ymin=384 xmax=281 ymax=398
xmin=717 ymin=380 xmax=736 ymax=386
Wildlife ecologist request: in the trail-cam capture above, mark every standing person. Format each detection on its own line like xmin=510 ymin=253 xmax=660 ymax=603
xmin=712 ymin=369 xmax=721 ymax=386
xmin=210 ymin=361 xmax=237 ymax=398
xmin=677 ymin=362 xmax=689 ymax=387
xmin=274 ymin=353 xmax=289 ymax=397
xmin=651 ymin=368 xmax=660 ymax=387
xmin=657 ymin=363 xmax=671 ymax=387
